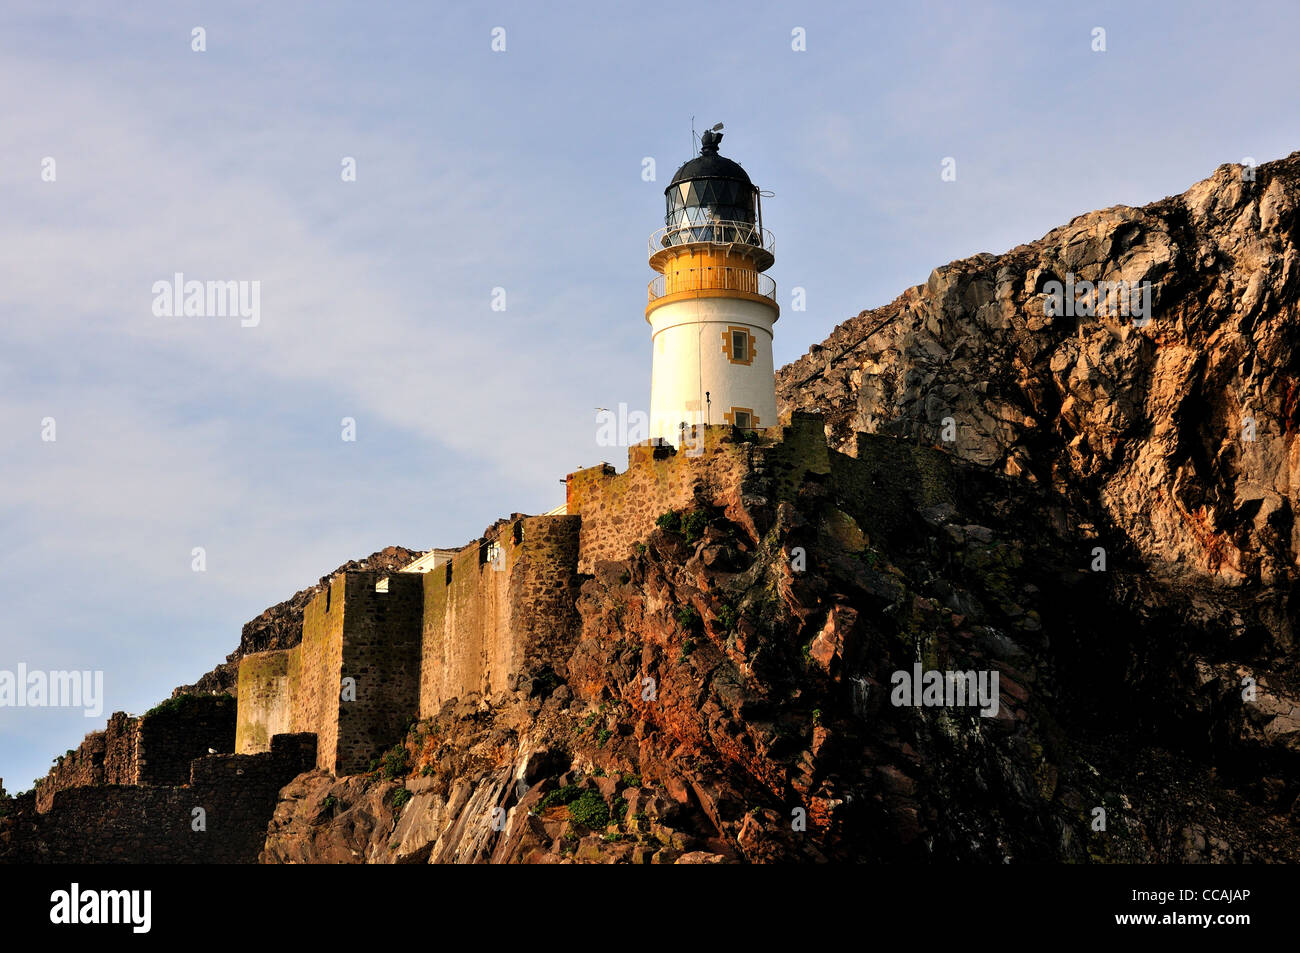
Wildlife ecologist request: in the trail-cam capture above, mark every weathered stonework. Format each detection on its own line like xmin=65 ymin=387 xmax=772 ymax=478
xmin=35 ymin=711 xmax=139 ymax=813
xmin=21 ymin=734 xmax=315 ymax=863
xmin=35 ymin=696 xmax=235 ymax=813
xmin=420 ymin=514 xmax=581 ymax=713
xmin=236 ymin=572 xmax=423 ymax=775
xmin=565 ymin=412 xmax=833 ymax=574
xmin=235 ymin=651 xmax=291 ymax=753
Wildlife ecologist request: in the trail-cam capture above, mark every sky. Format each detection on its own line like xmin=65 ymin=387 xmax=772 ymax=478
xmin=2 ymin=0 xmax=1298 ymax=791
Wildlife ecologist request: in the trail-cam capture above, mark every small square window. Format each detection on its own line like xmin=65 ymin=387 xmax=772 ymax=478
xmin=732 ymin=331 xmax=748 ymax=362
xmin=733 ymin=410 xmax=752 ymax=429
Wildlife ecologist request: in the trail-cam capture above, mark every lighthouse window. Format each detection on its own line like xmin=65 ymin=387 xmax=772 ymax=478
xmin=725 ymin=326 xmax=754 ymax=366
xmin=726 ymin=407 xmax=758 ymax=429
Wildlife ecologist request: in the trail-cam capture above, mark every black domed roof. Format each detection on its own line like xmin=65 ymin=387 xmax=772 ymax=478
xmin=659 ymin=129 xmax=764 ymax=248
xmin=667 ymin=130 xmax=752 ymax=188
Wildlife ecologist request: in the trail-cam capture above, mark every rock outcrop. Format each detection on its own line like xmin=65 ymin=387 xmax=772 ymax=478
xmin=777 ymin=154 xmax=1299 ymax=589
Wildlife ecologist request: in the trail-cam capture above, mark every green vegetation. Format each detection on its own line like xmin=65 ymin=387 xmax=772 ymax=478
xmin=596 ymin=727 xmax=612 ymax=748
xmin=675 ymin=605 xmax=701 ymax=632
xmin=656 ymin=510 xmax=682 ymax=533
xmin=144 ymin=692 xmax=234 ymax=719
xmin=567 ymin=790 xmax=611 ymax=830
xmin=538 ymin=783 xmax=582 ymax=811
xmin=322 ymin=795 xmax=337 ymax=811
xmin=717 ymin=602 xmax=738 ymax=632
xmin=380 ymin=745 xmax=410 ymax=780
xmin=392 ymin=787 xmax=412 ymax=809
xmin=851 ymin=548 xmax=881 ymax=569
xmin=681 ymin=510 xmax=708 ymax=543
xmin=658 ymin=508 xmax=709 ymax=543
xmin=620 ymin=773 xmax=642 ymax=787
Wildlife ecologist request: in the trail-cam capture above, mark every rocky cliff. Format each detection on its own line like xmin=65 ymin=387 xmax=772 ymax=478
xmin=776 ymin=154 xmax=1299 ymax=589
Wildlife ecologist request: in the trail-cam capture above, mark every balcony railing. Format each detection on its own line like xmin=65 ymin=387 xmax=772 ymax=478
xmin=648 ymin=267 xmax=777 ymax=303
xmin=649 ymin=220 xmax=774 ymax=257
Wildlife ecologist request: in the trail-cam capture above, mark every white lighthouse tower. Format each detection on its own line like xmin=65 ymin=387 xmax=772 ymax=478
xmin=647 ymin=128 xmax=778 ymax=446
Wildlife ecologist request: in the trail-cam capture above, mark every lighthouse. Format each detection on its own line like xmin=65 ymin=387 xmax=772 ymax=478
xmin=647 ymin=127 xmax=778 ymax=446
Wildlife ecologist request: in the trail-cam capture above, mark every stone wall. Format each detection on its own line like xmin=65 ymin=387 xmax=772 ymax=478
xmin=236 ymin=571 xmax=424 ymax=775
xmin=292 ymin=573 xmax=346 ymax=771
xmin=35 ymin=697 xmax=234 ymax=812
xmin=235 ymin=650 xmax=291 ymax=754
xmin=566 ymin=430 xmax=746 ymax=573
xmin=565 ymin=412 xmax=831 ymax=573
xmin=506 ymin=515 xmax=583 ymax=682
xmin=136 ymin=695 xmax=236 ymax=786
xmin=830 ymin=432 xmax=960 ymax=546
xmin=35 ymin=711 xmax=139 ymax=813
xmin=420 ymin=515 xmax=581 ymax=714
xmin=335 ymin=571 xmax=423 ymax=775
xmin=26 ymin=734 xmax=316 ymax=863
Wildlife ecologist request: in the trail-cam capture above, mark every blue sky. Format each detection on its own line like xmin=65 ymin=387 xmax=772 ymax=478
xmin=2 ymin=0 xmax=1297 ymax=791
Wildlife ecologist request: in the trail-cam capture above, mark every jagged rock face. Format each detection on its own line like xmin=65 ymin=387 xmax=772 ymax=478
xmin=777 ymin=155 xmax=1300 ymax=588
xmin=174 ymin=546 xmax=419 ymax=697
xmin=260 ymin=692 xmax=739 ymax=864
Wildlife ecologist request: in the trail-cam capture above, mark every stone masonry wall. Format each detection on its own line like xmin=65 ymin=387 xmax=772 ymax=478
xmin=26 ymin=733 xmax=316 ymax=863
xmin=136 ymin=695 xmax=236 ymax=786
xmin=35 ymin=711 xmax=139 ymax=813
xmin=335 ymin=571 xmax=423 ymax=775
xmin=240 ymin=571 xmax=424 ymax=774
xmin=420 ymin=515 xmax=581 ymax=715
xmin=507 ymin=515 xmax=583 ymax=681
xmin=566 ymin=430 xmax=748 ymax=574
xmin=566 ymin=412 xmax=831 ymax=574
xmin=35 ymin=696 xmax=234 ymax=812
xmin=235 ymin=650 xmax=291 ymax=754
xmin=292 ymin=573 xmax=346 ymax=772
xmin=420 ymin=536 xmax=508 ymax=716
